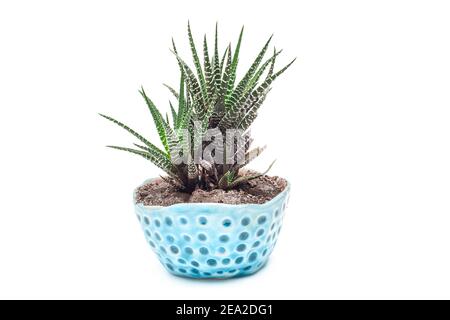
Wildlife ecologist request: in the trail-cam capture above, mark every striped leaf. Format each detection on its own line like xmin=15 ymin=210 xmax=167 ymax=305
xmin=140 ymin=88 xmax=180 ymax=156
xmin=139 ymin=88 xmax=170 ymax=153
xmin=169 ymin=101 xmax=177 ymax=127
xmin=225 ymin=160 xmax=276 ymax=189
xmin=171 ymin=50 xmax=205 ymax=113
xmin=225 ymin=35 xmax=273 ymax=109
xmin=203 ymin=34 xmax=214 ymax=99
xmin=107 ymin=145 xmax=176 ymax=176
xmin=225 ymin=26 xmax=244 ymax=101
xmin=163 ymin=83 xmax=179 ymax=100
xmin=237 ymin=89 xmax=270 ymax=130
xmin=212 ymin=23 xmax=221 ymax=94
xmin=177 ymin=73 xmax=186 ymax=128
xmin=250 ymin=58 xmax=296 ymax=99
xmin=220 ymin=45 xmax=232 ymax=98
xmin=245 ymin=49 xmax=283 ymax=96
xmin=266 ymin=47 xmax=277 ymax=80
xmin=187 ymin=22 xmax=208 ymax=103
xmin=99 ymin=113 xmax=168 ymax=159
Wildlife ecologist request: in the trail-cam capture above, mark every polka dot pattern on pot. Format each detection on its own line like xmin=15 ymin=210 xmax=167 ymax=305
xmin=134 ymin=178 xmax=290 ymax=279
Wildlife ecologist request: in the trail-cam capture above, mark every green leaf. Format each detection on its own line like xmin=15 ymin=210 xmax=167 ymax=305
xmin=245 ymin=49 xmax=283 ymax=96
xmin=170 ymin=50 xmax=205 ymax=114
xmin=165 ymin=112 xmax=170 ymax=125
xmin=225 ymin=26 xmax=244 ymax=100
xmin=203 ymin=34 xmax=214 ymax=99
xmin=226 ymin=160 xmax=276 ymax=189
xmin=163 ymin=83 xmax=179 ymax=100
xmin=220 ymin=44 xmax=232 ymax=97
xmin=212 ymin=23 xmax=221 ymax=94
xmin=169 ymin=101 xmax=177 ymax=127
xmin=107 ymin=145 xmax=176 ymax=176
xmin=234 ymin=58 xmax=295 ymax=130
xmin=266 ymin=47 xmax=277 ymax=80
xmin=237 ymin=88 xmax=270 ymax=130
xmin=99 ymin=113 xmax=167 ymax=159
xmin=187 ymin=22 xmax=208 ymax=102
xmin=140 ymin=88 xmax=180 ymax=156
xmin=250 ymin=58 xmax=296 ymax=99
xmin=139 ymin=88 xmax=170 ymax=153
xmin=177 ymin=73 xmax=186 ymax=128
xmin=225 ymin=35 xmax=273 ymax=109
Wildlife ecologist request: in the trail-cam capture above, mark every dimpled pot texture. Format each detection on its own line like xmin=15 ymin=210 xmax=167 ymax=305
xmin=134 ymin=178 xmax=290 ymax=279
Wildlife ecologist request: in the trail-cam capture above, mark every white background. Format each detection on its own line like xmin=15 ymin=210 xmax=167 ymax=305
xmin=1 ymin=0 xmax=449 ymax=299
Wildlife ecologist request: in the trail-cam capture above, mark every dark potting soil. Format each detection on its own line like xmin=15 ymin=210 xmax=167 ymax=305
xmin=135 ymin=171 xmax=288 ymax=206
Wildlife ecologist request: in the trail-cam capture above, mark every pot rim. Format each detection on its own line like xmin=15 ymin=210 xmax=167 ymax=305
xmin=134 ymin=176 xmax=290 ymax=211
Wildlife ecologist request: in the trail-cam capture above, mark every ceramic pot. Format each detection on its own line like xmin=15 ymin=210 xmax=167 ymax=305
xmin=134 ymin=178 xmax=290 ymax=279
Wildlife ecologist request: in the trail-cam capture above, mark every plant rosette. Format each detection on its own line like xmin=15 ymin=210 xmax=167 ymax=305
xmin=135 ymin=178 xmax=290 ymax=279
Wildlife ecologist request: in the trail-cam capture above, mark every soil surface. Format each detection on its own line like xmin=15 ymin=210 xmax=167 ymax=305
xmin=135 ymin=171 xmax=287 ymax=206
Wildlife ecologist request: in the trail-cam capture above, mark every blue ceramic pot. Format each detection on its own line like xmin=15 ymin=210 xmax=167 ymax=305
xmin=134 ymin=178 xmax=290 ymax=279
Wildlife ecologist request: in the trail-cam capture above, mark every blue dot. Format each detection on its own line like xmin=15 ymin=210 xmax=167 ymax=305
xmin=166 ymin=235 xmax=175 ymax=243
xmin=170 ymin=245 xmax=179 ymax=254
xmin=257 ymin=229 xmax=265 ymax=237
xmin=191 ymin=261 xmax=199 ymax=267
xmin=236 ymin=244 xmax=247 ymax=252
xmin=165 ymin=217 xmax=173 ymax=226
xmin=178 ymin=258 xmax=186 ymax=264
xmin=145 ymin=230 xmax=151 ymax=237
xmin=229 ymin=269 xmax=236 ymax=273
xmin=219 ymin=235 xmax=229 ymax=243
xmin=179 ymin=268 xmax=187 ymax=273
xmin=143 ymin=217 xmax=150 ymax=225
xmin=198 ymin=233 xmax=207 ymax=241
xmin=180 ymin=217 xmax=188 ymax=224
xmin=222 ymin=219 xmax=232 ymax=227
xmin=160 ymin=246 xmax=167 ymax=254
xmin=235 ymin=257 xmax=244 ymax=264
xmin=183 ymin=235 xmax=191 ymax=242
xmin=252 ymin=241 xmax=260 ymax=248
xmin=217 ymin=271 xmax=223 ymax=275
xmin=191 ymin=268 xmax=199 ymax=274
xmin=154 ymin=219 xmax=161 ymax=227
xmin=241 ymin=217 xmax=250 ymax=226
xmin=257 ymin=216 xmax=267 ymax=224
xmin=218 ymin=247 xmax=226 ymax=253
xmin=271 ymin=223 xmax=276 ymax=231
xmin=198 ymin=217 xmax=208 ymax=225
xmin=274 ymin=210 xmax=279 ymax=217
xmin=155 ymin=233 xmax=162 ymax=241
xmin=200 ymin=247 xmax=209 ymax=255
xmin=222 ymin=258 xmax=230 ymax=265
xmin=204 ymin=272 xmax=212 ymax=276
xmin=207 ymin=259 xmax=217 ymax=266
xmin=249 ymin=252 xmax=258 ymax=262
xmin=244 ymin=266 xmax=252 ymax=271
xmin=184 ymin=247 xmax=193 ymax=255
xmin=239 ymin=232 xmax=249 ymax=240
xmin=149 ymin=240 xmax=155 ymax=248
xmin=262 ymin=249 xmax=268 ymax=256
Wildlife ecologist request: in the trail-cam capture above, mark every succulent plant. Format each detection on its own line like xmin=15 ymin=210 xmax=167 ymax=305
xmin=100 ymin=23 xmax=295 ymax=192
